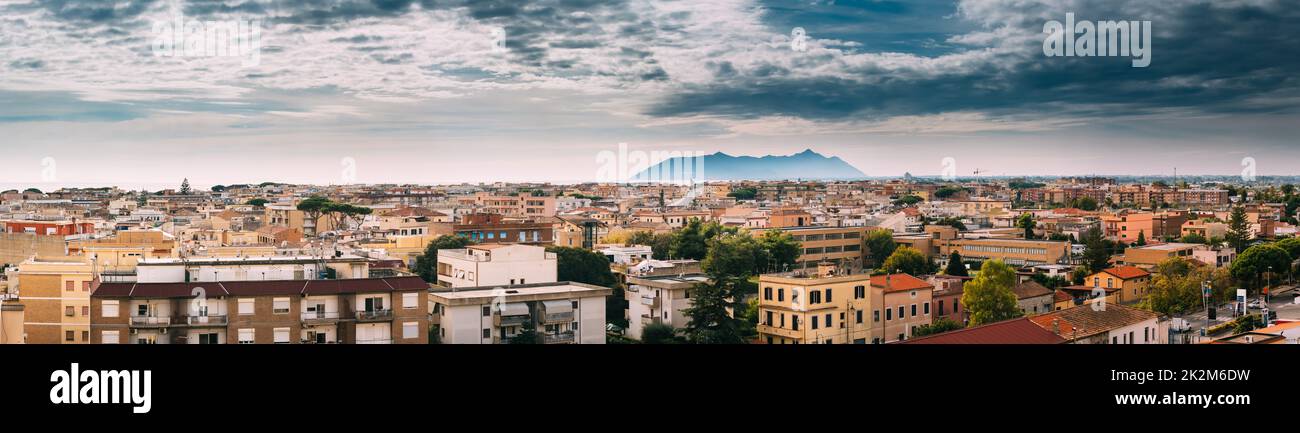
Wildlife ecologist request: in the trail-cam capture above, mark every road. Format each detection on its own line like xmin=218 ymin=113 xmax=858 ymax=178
xmin=1176 ymin=284 xmax=1300 ymax=337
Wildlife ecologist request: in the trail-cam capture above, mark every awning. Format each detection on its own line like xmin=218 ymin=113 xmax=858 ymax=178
xmin=541 ymin=300 xmax=573 ymax=315
xmin=497 ymin=302 xmax=530 ymax=316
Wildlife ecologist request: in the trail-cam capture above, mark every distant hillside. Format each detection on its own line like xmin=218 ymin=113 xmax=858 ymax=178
xmin=631 ymin=149 xmax=865 ymax=181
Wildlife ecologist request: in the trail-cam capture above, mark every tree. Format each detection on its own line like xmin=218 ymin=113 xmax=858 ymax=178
xmin=931 ymin=217 xmax=967 ymax=231
xmin=1081 ymin=226 xmax=1114 ymax=273
xmin=960 ymin=259 xmax=1022 ymax=326
xmin=892 ymin=195 xmax=923 ymax=206
xmin=245 ymin=198 xmax=269 ymax=207
xmin=1142 ymin=257 xmax=1210 ymax=317
xmin=1030 ymin=272 xmax=1068 ymax=289
xmin=880 ymin=247 xmax=936 ymax=276
xmin=626 ymin=230 xmax=655 ymax=248
xmin=726 ymin=187 xmax=757 ymax=200
xmin=934 ymin=186 xmax=966 ymax=199
xmin=412 ymin=235 xmax=473 ymax=284
xmin=641 ymin=322 xmax=680 ymax=344
xmin=510 ymin=320 xmax=541 ymax=344
xmin=296 ymin=196 xmax=333 ymax=232
xmin=757 ymin=229 xmax=801 ymax=273
xmin=944 ymin=251 xmax=969 ymax=276
xmin=1273 ymin=237 xmax=1300 ymax=263
xmin=180 ymin=178 xmax=192 ymax=195
xmin=864 ymin=229 xmax=897 ymax=268
xmin=210 ymin=185 xmax=227 ymax=192
xmin=912 ymin=317 xmax=963 ymax=337
xmin=1226 ymin=206 xmax=1251 ymax=253
xmin=669 ymin=219 xmax=709 ymax=260
xmin=136 ymin=190 xmax=150 ymax=207
xmin=1071 ymin=196 xmax=1099 ymax=211
xmin=682 ymin=233 xmax=764 ymax=344
xmin=1017 ymin=213 xmax=1036 ymax=239
xmin=1134 ymin=230 xmax=1147 ymax=246
xmin=1231 ymin=243 xmax=1290 ymax=293
xmin=1180 ymin=233 xmax=1207 ymax=245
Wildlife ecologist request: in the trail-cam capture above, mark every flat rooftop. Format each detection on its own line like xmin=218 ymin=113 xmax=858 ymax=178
xmin=138 ymin=255 xmax=367 ymax=265
xmin=430 ymin=281 xmax=612 ymax=304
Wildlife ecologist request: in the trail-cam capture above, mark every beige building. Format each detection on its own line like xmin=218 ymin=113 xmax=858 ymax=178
xmin=753 ymin=226 xmax=869 ymax=271
xmin=430 ymin=282 xmax=611 ymax=344
xmin=756 ymin=265 xmax=874 ymax=345
xmin=455 ymin=192 xmax=556 ymax=218
xmin=14 ymin=256 xmax=95 ymax=344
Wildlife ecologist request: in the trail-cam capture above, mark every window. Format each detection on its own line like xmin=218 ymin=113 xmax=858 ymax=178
xmin=856 ymin=310 xmax=863 ymax=324
xmin=199 ymin=333 xmax=220 ymax=344
xmin=102 ymin=330 xmax=120 ymax=344
xmin=82 ymin=331 xmax=89 ymax=341
xmin=238 ymin=299 xmax=255 ymax=315
xmin=911 ymin=304 xmax=917 ymax=317
xmin=854 ymin=285 xmax=865 ymax=299
xmin=810 ymin=291 xmax=821 ymax=304
xmin=102 ymin=300 xmax=119 ymax=318
xmin=239 ymin=329 xmax=255 ymax=344
xmin=402 ymin=293 xmax=418 ymax=309
xmin=482 ymin=306 xmax=491 ymax=317
xmin=812 ymin=316 xmax=819 ymax=330
xmin=885 ymin=308 xmax=892 ymax=321
xmin=938 ymin=300 xmax=945 ymax=316
xmin=764 ymin=287 xmax=772 ymax=300
xmin=272 ymin=297 xmax=290 ymax=314
xmin=874 ymin=310 xmax=880 ymax=322
xmin=791 ymin=316 xmax=800 ymax=331
xmin=765 ymin=311 xmax=773 ymax=326
xmin=82 ymin=281 xmax=91 ymax=291
xmin=897 ymin=306 xmax=904 ymax=319
xmin=273 ymin=328 xmax=290 ymax=344
xmin=923 ymin=303 xmax=930 ymax=315
xmin=482 ymin=329 xmax=491 ymax=339
xmin=825 ymin=313 xmax=832 ymax=328
xmin=403 ymin=322 xmax=418 ymax=339
xmin=65 ymin=281 xmax=74 ymax=291
xmin=66 ymin=331 xmax=75 ymax=341
xmin=777 ymin=288 xmax=784 ymax=302
xmin=65 ymin=306 xmax=75 ymax=317
xmin=82 ymin=306 xmax=89 ymax=316
xmin=825 ymin=289 xmax=832 ymax=302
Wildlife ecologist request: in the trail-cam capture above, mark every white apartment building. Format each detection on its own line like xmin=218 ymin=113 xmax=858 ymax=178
xmin=598 ymin=245 xmax=652 ymax=265
xmin=430 ymin=282 xmax=611 ymax=344
xmin=436 ymin=244 xmax=557 ymax=288
xmin=135 ymin=256 xmax=371 ymax=283
xmin=624 ymin=272 xmax=707 ymax=340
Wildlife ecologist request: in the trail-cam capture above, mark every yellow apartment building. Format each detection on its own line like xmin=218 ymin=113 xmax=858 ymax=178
xmin=15 ymin=255 xmax=95 ymax=344
xmin=1085 ymin=266 xmax=1151 ymax=304
xmin=756 ymin=264 xmax=874 ymax=344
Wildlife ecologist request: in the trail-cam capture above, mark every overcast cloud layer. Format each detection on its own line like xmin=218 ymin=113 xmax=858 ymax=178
xmin=1 ymin=0 xmax=1297 ymax=187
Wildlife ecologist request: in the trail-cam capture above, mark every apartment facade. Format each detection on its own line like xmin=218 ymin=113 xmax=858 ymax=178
xmin=624 ymin=272 xmax=708 ymax=340
xmin=756 ymin=266 xmax=874 ymax=345
xmin=941 ymin=238 xmax=1071 ymax=267
xmin=90 ymin=276 xmax=429 ymax=344
xmin=1085 ymin=266 xmax=1151 ymax=305
xmin=436 ymin=244 xmax=558 ymax=288
xmin=430 ymin=282 xmax=610 ymax=344
xmin=753 ymin=225 xmax=869 ymax=272
xmin=455 ymin=192 xmax=556 ymax=218
xmin=433 ymin=213 xmax=554 ymax=245
xmin=14 ymin=256 xmax=96 ymax=344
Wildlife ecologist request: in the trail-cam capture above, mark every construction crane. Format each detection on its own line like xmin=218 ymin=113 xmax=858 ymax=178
xmin=972 ymin=168 xmax=986 ymax=183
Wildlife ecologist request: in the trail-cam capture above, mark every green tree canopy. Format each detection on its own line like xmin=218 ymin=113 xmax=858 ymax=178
xmin=1231 ymin=243 xmax=1291 ymax=293
xmin=245 ymin=198 xmax=269 ymax=207
xmin=960 ymin=259 xmax=1022 ymax=327
xmin=864 ymin=229 xmax=897 ymax=268
xmin=1226 ymin=206 xmax=1251 ymax=253
xmin=1017 ymin=213 xmax=1037 ymax=239
xmin=880 ymin=246 xmax=937 ymax=276
xmin=641 ymin=322 xmax=681 ymax=344
xmin=757 ymin=229 xmax=801 ymax=273
xmin=944 ymin=251 xmax=969 ymax=277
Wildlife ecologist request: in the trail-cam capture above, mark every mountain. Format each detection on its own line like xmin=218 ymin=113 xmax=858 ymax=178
xmin=630 ymin=149 xmax=866 ymax=181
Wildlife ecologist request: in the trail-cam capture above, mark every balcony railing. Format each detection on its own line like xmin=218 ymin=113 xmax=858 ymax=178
xmin=355 ymin=338 xmax=393 ymax=344
xmin=542 ymin=311 xmax=574 ymax=324
xmin=542 ymin=332 xmax=575 ymax=344
xmin=640 ymin=296 xmax=660 ymax=309
xmin=130 ymin=316 xmax=171 ymax=327
xmin=302 ymin=311 xmax=341 ymax=324
xmin=184 ymin=315 xmax=228 ymax=326
xmin=355 ymin=309 xmax=394 ymax=322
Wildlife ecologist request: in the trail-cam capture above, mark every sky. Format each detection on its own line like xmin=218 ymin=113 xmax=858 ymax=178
xmin=1 ymin=0 xmax=1298 ymax=189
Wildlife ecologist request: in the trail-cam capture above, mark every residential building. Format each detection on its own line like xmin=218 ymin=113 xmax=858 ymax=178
xmin=1029 ymin=304 xmax=1164 ymax=344
xmin=1012 ymin=281 xmax=1055 ymax=315
xmin=429 ymin=282 xmax=610 ymax=344
xmin=90 ymin=276 xmax=430 ymax=344
xmin=432 ymin=213 xmax=553 ymax=245
xmin=1085 ymin=266 xmax=1151 ymax=304
xmin=756 ymin=264 xmax=874 ymax=344
xmin=13 ymin=255 xmax=95 ymax=344
xmin=1115 ymin=243 xmax=1205 ymax=269
xmin=436 ymin=244 xmax=558 ymax=288
xmin=625 ymin=271 xmax=708 ymax=340
xmin=455 ymin=192 xmax=556 ymax=218
xmin=871 ymin=273 xmax=934 ymax=343
xmin=753 ymin=225 xmax=869 ymax=271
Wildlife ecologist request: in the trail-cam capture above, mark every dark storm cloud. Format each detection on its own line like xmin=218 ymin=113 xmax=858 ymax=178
xmin=650 ymin=0 xmax=1300 ymax=121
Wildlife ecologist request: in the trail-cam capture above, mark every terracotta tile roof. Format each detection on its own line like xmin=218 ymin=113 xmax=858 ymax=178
xmin=900 ymin=317 xmax=1067 ymax=344
xmin=1053 ymin=289 xmax=1072 ymax=303
xmin=1011 ymin=281 xmax=1053 ymax=300
xmin=1028 ymin=303 xmax=1158 ymax=340
xmin=1102 ymin=266 xmax=1151 ymax=280
xmin=870 ymin=273 xmax=934 ymax=293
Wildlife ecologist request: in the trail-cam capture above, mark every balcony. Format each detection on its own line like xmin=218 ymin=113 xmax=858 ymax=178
xmin=130 ymin=316 xmax=171 ymax=327
xmin=184 ymin=315 xmax=228 ymax=326
xmin=302 ymin=311 xmax=341 ymax=325
xmin=640 ymin=295 xmax=660 ymax=309
xmin=355 ymin=309 xmax=393 ymax=322
xmin=541 ymin=311 xmax=574 ymax=324
xmin=542 ymin=332 xmax=575 ymax=344
xmin=494 ymin=314 xmax=531 ymax=327
xmin=355 ymin=338 xmax=393 ymax=345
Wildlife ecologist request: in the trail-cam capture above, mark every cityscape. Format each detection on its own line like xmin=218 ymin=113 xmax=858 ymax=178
xmin=2 ymin=0 xmax=1298 ymax=417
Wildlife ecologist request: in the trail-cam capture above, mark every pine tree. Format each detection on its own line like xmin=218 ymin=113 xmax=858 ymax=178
xmin=180 ymin=178 xmax=191 ymax=195
xmin=944 ymin=251 xmax=968 ymax=276
xmin=1226 ymin=206 xmax=1251 ymax=253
